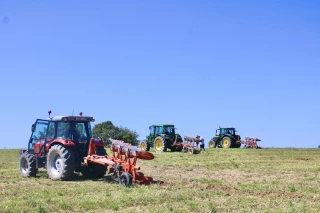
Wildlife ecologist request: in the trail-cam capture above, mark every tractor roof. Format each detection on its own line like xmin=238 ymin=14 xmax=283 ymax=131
xmin=152 ymin=124 xmax=175 ymax=127
xmin=40 ymin=116 xmax=95 ymax=122
xmin=219 ymin=127 xmax=235 ymax=129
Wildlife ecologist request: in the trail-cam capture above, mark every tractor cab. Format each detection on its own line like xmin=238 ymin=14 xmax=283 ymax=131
xmin=150 ymin=125 xmax=175 ymax=135
xmin=216 ymin=127 xmax=236 ymax=136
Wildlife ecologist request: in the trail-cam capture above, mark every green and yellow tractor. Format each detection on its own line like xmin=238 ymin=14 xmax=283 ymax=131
xmin=139 ymin=124 xmax=184 ymax=152
xmin=208 ymin=127 xmax=242 ymax=148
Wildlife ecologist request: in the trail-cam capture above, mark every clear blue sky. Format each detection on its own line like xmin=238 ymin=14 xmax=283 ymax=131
xmin=1 ymin=0 xmax=319 ymax=148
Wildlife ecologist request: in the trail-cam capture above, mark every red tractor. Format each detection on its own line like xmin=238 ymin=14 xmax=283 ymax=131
xmin=19 ymin=110 xmax=154 ymax=187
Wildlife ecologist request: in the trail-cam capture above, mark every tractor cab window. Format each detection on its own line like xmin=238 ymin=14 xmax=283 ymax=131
xmin=57 ymin=122 xmax=89 ymax=142
xmin=163 ymin=126 xmax=174 ymax=134
xmin=226 ymin=129 xmax=235 ymax=134
xmin=47 ymin=122 xmax=56 ymax=139
xmin=29 ymin=120 xmax=49 ymax=153
xmin=57 ymin=122 xmax=70 ymax=139
xmin=149 ymin=126 xmax=155 ymax=135
xmin=155 ymin=126 xmax=163 ymax=135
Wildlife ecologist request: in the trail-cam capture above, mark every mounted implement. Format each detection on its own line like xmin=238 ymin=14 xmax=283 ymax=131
xmin=182 ymin=136 xmax=202 ymax=154
xmin=19 ymin=110 xmax=154 ymax=187
xmin=84 ymin=138 xmax=154 ymax=186
xmin=240 ymin=137 xmax=262 ymax=149
xmin=208 ymin=127 xmax=242 ymax=148
xmin=139 ymin=124 xmax=184 ymax=152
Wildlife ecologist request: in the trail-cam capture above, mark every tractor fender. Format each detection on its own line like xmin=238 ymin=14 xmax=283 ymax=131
xmin=46 ymin=138 xmax=75 ymax=153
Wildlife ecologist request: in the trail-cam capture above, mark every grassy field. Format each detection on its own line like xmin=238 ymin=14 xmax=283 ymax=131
xmin=0 ymin=148 xmax=320 ymax=213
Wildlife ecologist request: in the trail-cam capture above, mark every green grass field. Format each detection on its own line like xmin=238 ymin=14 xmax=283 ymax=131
xmin=1 ymin=148 xmax=320 ymax=213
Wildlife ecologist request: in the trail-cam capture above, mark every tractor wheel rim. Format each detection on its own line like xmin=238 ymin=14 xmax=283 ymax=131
xmin=120 ymin=175 xmax=127 ymax=186
xmin=223 ymin=140 xmax=229 ymax=146
xmin=140 ymin=143 xmax=146 ymax=150
xmin=53 ymin=155 xmax=62 ymax=173
xmin=155 ymin=140 xmax=162 ymax=150
xmin=209 ymin=142 xmax=214 ymax=148
xmin=21 ymin=158 xmax=28 ymax=172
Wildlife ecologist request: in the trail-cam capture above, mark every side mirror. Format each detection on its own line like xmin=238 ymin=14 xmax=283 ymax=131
xmin=31 ymin=124 xmax=35 ymax=132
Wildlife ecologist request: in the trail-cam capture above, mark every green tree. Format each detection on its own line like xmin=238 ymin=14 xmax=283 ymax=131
xmin=92 ymin=121 xmax=139 ymax=146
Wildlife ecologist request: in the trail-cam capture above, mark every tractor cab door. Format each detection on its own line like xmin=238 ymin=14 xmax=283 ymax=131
xmin=29 ymin=120 xmax=55 ymax=156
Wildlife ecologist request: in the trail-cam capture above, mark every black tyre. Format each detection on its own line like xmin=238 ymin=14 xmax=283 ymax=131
xmin=139 ymin=141 xmax=150 ymax=151
xmin=221 ymin=137 xmax=232 ymax=148
xmin=119 ymin=172 xmax=132 ymax=187
xmin=154 ymin=136 xmax=167 ymax=152
xmin=19 ymin=152 xmax=37 ymax=177
xmin=47 ymin=145 xmax=75 ymax=180
xmin=81 ymin=163 xmax=107 ymax=178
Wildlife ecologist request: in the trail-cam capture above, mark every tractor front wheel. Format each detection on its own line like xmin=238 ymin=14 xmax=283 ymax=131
xmin=154 ymin=136 xmax=167 ymax=152
xmin=47 ymin=145 xmax=75 ymax=180
xmin=19 ymin=152 xmax=37 ymax=177
xmin=139 ymin=141 xmax=150 ymax=151
xmin=221 ymin=137 xmax=232 ymax=148
xmin=208 ymin=140 xmax=216 ymax=148
xmin=119 ymin=172 xmax=133 ymax=187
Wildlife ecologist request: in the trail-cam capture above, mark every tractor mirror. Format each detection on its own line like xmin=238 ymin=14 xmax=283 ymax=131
xmin=149 ymin=126 xmax=151 ymax=130
xmin=31 ymin=124 xmax=35 ymax=132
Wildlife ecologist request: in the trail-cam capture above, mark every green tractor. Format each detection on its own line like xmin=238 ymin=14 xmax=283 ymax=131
xmin=208 ymin=127 xmax=242 ymax=148
xmin=139 ymin=124 xmax=184 ymax=152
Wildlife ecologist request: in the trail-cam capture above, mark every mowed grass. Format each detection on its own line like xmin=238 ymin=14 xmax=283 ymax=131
xmin=1 ymin=148 xmax=320 ymax=213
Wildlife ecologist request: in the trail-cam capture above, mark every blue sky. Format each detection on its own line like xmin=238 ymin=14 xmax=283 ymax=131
xmin=0 ymin=0 xmax=319 ymax=149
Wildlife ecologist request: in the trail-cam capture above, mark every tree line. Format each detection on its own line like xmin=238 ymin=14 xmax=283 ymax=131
xmin=92 ymin=121 xmax=139 ymax=146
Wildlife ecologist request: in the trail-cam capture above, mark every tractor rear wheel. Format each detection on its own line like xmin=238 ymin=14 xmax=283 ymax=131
xmin=221 ymin=137 xmax=232 ymax=148
xmin=47 ymin=145 xmax=75 ymax=180
xmin=119 ymin=172 xmax=133 ymax=187
xmin=19 ymin=152 xmax=37 ymax=177
xmin=139 ymin=141 xmax=150 ymax=151
xmin=154 ymin=136 xmax=167 ymax=152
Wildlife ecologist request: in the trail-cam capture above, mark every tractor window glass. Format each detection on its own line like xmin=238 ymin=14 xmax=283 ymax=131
xmin=57 ymin=122 xmax=71 ymax=139
xmin=149 ymin=126 xmax=154 ymax=134
xmin=155 ymin=126 xmax=163 ymax=134
xmin=47 ymin=122 xmax=56 ymax=139
xmin=29 ymin=120 xmax=49 ymax=152
xmin=32 ymin=121 xmax=49 ymax=140
xmin=73 ymin=122 xmax=88 ymax=142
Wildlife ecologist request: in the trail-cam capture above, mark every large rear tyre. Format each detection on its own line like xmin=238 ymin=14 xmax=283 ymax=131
xmin=119 ymin=172 xmax=132 ymax=187
xmin=154 ymin=136 xmax=167 ymax=152
xmin=221 ymin=137 xmax=232 ymax=148
xmin=47 ymin=145 xmax=75 ymax=180
xmin=19 ymin=152 xmax=37 ymax=177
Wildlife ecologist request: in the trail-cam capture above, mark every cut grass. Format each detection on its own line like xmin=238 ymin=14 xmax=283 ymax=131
xmin=0 ymin=148 xmax=319 ymax=212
